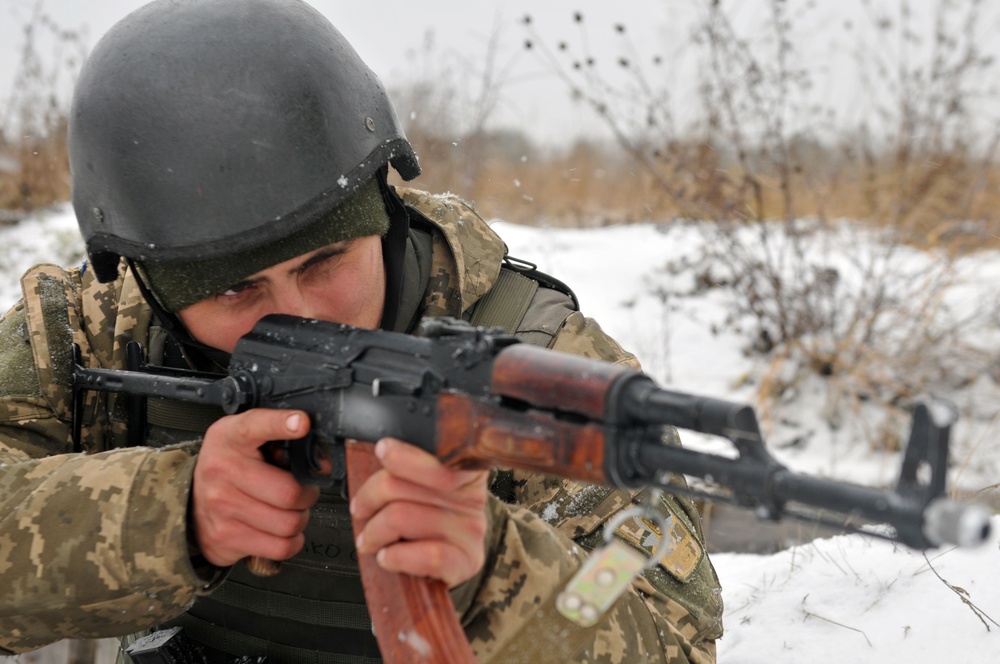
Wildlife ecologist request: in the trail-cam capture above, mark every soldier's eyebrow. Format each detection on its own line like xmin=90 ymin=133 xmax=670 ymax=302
xmin=290 ymin=239 xmax=355 ymax=275
xmin=219 ymin=240 xmax=357 ymax=294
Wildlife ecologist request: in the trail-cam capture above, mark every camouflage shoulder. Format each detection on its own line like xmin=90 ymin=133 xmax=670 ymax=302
xmin=14 ymin=263 xmax=87 ymax=420
xmin=0 ymin=276 xmax=74 ymax=456
xmin=4 ymin=261 xmax=150 ymax=451
xmin=550 ymin=311 xmax=641 ymax=369
xmin=79 ymin=259 xmax=153 ymax=369
xmin=395 ymin=187 xmax=506 ymax=314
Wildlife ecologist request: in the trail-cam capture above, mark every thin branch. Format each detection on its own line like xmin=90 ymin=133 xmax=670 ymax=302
xmin=922 ymin=553 xmax=1000 ymax=632
xmin=801 ymin=610 xmax=873 ymax=647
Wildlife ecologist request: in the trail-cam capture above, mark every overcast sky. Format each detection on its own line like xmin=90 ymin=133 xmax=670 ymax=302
xmin=0 ymin=0 xmax=686 ymax=147
xmin=2 ymin=0 xmax=1000 ymax=149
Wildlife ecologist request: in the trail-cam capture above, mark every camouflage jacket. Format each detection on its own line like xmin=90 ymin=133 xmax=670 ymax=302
xmin=0 ymin=189 xmax=723 ymax=663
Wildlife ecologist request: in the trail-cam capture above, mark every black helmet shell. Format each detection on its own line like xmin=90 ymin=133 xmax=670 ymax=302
xmin=70 ymin=0 xmax=420 ymax=281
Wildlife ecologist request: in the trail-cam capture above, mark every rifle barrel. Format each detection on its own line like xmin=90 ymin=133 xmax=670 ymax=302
xmin=633 ymin=440 xmax=991 ymax=548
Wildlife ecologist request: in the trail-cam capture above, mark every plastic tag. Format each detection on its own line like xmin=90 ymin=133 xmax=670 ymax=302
xmin=556 ymin=538 xmax=648 ymax=627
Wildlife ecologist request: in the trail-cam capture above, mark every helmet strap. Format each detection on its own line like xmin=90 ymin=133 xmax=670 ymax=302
xmin=376 ymin=166 xmax=411 ymax=331
xmin=126 ymin=258 xmax=232 ymax=371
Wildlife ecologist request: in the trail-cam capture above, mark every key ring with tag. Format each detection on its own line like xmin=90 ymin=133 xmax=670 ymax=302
xmin=556 ymin=490 xmax=671 ymax=628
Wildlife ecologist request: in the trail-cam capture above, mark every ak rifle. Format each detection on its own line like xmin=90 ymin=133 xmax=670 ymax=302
xmin=72 ymin=314 xmax=992 ymax=664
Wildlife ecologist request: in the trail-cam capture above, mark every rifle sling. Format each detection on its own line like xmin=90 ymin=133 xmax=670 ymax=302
xmin=469 ymin=267 xmax=538 ymax=334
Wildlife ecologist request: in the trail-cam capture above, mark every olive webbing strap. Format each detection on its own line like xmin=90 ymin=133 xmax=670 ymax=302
xmin=146 ymin=398 xmax=224 ymax=433
xmin=468 ymin=268 xmax=539 ymax=335
xmin=201 ymin=580 xmax=372 ymax=631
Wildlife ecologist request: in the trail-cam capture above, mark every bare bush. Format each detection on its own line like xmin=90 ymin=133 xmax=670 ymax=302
xmin=522 ymin=1 xmax=1000 ymax=449
xmin=0 ymin=3 xmax=86 ymax=216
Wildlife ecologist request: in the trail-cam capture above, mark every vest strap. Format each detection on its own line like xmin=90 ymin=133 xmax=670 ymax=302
xmin=203 ymin=580 xmax=372 ymax=631
xmin=165 ymin=611 xmax=382 ymax=664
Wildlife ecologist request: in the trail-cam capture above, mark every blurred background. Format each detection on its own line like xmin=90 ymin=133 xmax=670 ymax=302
xmin=4 ymin=0 xmax=1000 ymax=233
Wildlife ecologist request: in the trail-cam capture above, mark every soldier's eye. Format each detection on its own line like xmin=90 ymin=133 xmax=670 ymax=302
xmin=218 ymin=281 xmax=255 ymax=297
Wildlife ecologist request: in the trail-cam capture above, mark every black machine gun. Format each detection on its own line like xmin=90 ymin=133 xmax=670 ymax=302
xmin=73 ymin=314 xmax=991 ymax=662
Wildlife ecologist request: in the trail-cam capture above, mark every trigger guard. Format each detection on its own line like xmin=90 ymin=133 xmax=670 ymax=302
xmin=287 ymin=432 xmax=335 ymax=488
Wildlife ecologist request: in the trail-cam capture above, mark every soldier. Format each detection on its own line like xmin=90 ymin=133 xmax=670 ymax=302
xmin=0 ymin=1 xmax=722 ymax=662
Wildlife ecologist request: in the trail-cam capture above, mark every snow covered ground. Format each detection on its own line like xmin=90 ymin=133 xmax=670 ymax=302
xmin=2 ymin=206 xmax=998 ymax=662
xmin=493 ymin=218 xmax=1000 ymax=662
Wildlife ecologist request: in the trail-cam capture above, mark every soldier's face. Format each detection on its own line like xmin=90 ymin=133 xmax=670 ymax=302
xmin=177 ymin=234 xmax=386 ymax=353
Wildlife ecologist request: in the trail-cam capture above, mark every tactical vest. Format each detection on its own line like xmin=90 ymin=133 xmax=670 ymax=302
xmin=125 ymin=194 xmax=576 ymax=664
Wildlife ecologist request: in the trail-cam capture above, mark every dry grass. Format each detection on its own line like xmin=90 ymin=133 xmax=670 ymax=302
xmin=0 ymin=124 xmax=70 ymax=216
xmin=8 ymin=123 xmax=999 ymax=246
xmin=5 ymin=1 xmax=1000 ymax=248
xmin=393 ymin=135 xmax=1000 ymax=250
xmin=0 ymin=4 xmax=83 ymax=217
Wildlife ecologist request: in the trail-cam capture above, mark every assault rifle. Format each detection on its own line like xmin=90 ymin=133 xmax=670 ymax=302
xmin=72 ymin=314 xmax=991 ymax=664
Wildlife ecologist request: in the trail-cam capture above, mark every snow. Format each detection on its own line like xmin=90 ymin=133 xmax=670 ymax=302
xmin=717 ymin=530 xmax=1000 ymax=662
xmin=492 ymin=218 xmax=1000 ymax=662
xmin=2 ymin=205 xmax=998 ymax=661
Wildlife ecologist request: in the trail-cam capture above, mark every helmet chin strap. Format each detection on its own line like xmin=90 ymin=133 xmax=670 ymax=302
xmin=376 ymin=166 xmax=411 ymax=332
xmin=126 ymin=258 xmax=232 ymax=370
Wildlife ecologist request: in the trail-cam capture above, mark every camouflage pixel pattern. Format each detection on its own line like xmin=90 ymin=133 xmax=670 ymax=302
xmin=396 ymin=188 xmax=506 ymax=319
xmin=0 ymin=263 xmax=214 ymax=655
xmin=401 ymin=188 xmax=723 ymax=662
xmin=0 ymin=187 xmax=721 ymax=662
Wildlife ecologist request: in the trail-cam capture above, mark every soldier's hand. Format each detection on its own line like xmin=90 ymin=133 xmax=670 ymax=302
xmin=350 ymin=438 xmax=490 ymax=588
xmin=192 ymin=409 xmax=320 ymax=567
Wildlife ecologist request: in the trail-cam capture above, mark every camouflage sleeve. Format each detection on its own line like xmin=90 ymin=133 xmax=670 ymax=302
xmin=0 ymin=300 xmax=219 ymax=654
xmin=451 ymin=304 xmax=723 ymax=663
xmin=0 ymin=436 xmax=220 ymax=654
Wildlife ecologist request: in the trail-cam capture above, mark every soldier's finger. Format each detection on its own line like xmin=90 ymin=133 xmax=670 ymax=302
xmin=206 ymin=409 xmax=310 ymax=454
xmin=232 ymin=462 xmax=321 ymax=511
xmin=349 ymin=468 xmax=486 ymax=523
xmin=205 ymin=525 xmax=308 ymax=567
xmin=229 ymin=500 xmax=312 ymax=540
xmin=373 ymin=437 xmax=487 ymax=490
xmin=196 ymin=439 xmax=320 ymax=511
xmin=355 ymin=501 xmax=486 ymax=561
xmin=373 ymin=540 xmax=483 ymax=588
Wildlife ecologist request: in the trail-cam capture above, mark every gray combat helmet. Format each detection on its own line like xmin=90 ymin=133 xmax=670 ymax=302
xmin=69 ymin=0 xmax=421 ymax=283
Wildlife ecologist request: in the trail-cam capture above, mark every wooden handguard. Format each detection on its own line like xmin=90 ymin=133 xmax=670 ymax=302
xmin=346 ymin=441 xmax=478 ymax=664
xmin=436 ymin=393 xmax=608 ymax=483
xmin=489 ymin=343 xmax=633 ymax=415
xmin=436 ymin=343 xmax=633 ymax=483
